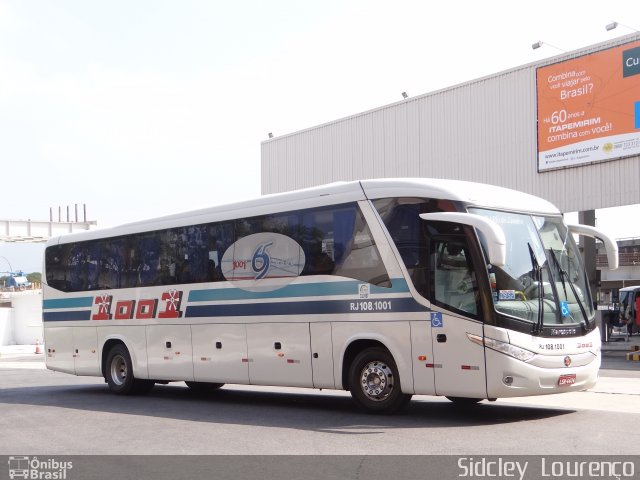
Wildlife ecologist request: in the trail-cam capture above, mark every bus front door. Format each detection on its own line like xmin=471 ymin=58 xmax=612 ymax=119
xmin=429 ymin=238 xmax=488 ymax=399
xmin=430 ymin=309 xmax=487 ymax=398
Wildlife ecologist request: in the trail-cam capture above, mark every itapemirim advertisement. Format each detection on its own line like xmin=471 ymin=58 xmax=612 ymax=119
xmin=536 ymin=39 xmax=640 ymax=172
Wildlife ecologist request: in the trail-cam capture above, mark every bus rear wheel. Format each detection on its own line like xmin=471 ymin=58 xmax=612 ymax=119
xmin=348 ymin=347 xmax=411 ymax=414
xmin=105 ymin=344 xmax=154 ymax=395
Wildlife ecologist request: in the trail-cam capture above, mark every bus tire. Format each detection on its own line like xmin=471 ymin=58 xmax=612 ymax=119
xmin=105 ymin=344 xmax=153 ymax=395
xmin=348 ymin=347 xmax=411 ymax=414
xmin=185 ymin=381 xmax=225 ymax=393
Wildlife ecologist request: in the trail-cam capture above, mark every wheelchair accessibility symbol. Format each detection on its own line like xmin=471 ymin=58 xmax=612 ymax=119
xmin=430 ymin=312 xmax=443 ymax=328
xmin=560 ymin=300 xmax=570 ymax=317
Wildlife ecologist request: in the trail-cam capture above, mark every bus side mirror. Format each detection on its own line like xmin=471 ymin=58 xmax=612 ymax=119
xmin=419 ymin=212 xmax=506 ymax=268
xmin=567 ymin=224 xmax=619 ymax=270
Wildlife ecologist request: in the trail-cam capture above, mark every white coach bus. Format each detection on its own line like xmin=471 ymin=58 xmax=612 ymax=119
xmin=42 ymin=178 xmax=618 ymax=413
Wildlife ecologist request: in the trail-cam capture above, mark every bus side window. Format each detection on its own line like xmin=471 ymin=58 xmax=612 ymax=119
xmin=332 ymin=206 xmax=389 ymax=286
xmin=431 ymin=239 xmax=478 ymax=317
xmin=46 ymin=244 xmax=72 ymax=291
xmin=207 ymin=222 xmax=234 ymax=282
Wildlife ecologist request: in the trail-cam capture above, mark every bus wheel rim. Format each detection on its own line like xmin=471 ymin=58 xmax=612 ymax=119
xmin=360 ymin=360 xmax=393 ymax=401
xmin=110 ymin=354 xmax=127 ymax=386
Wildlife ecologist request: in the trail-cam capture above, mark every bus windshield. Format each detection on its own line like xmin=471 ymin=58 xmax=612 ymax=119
xmin=470 ymin=208 xmax=593 ymax=329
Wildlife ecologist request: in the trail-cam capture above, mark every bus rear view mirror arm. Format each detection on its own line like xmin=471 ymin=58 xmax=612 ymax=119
xmin=419 ymin=212 xmax=506 ymax=268
xmin=567 ymin=224 xmax=619 ymax=270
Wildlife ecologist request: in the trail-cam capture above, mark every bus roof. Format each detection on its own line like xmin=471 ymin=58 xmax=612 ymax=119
xmin=619 ymin=286 xmax=640 ymax=293
xmin=46 ymin=178 xmax=560 ymax=245
xmin=360 ymin=178 xmax=559 ymax=214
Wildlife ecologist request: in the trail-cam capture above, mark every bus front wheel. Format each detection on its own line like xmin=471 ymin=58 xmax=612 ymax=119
xmin=105 ymin=344 xmax=154 ymax=395
xmin=348 ymin=347 xmax=411 ymax=414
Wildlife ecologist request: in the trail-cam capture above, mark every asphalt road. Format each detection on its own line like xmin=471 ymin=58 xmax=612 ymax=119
xmin=0 ymin=351 xmax=638 ymax=456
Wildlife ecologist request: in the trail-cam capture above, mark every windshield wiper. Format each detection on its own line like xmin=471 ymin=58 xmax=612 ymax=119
xmin=549 ymin=249 xmax=590 ymax=331
xmin=528 ymin=243 xmax=544 ymax=335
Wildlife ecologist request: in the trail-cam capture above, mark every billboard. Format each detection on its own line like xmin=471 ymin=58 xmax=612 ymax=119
xmin=536 ymin=39 xmax=640 ymax=171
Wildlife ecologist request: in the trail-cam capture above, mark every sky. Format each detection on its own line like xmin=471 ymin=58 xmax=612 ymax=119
xmin=1 ymin=0 xmax=639 ymax=274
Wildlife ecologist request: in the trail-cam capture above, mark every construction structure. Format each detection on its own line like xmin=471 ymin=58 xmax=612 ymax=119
xmin=0 ymin=204 xmax=96 ymax=243
xmin=0 ymin=205 xmax=96 ymax=346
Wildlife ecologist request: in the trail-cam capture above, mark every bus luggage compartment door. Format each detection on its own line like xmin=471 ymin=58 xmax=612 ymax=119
xmin=246 ymin=322 xmax=313 ymax=387
xmin=72 ymin=326 xmax=99 ymax=375
xmin=192 ymin=323 xmax=249 ymax=384
xmin=146 ymin=325 xmax=194 ymax=381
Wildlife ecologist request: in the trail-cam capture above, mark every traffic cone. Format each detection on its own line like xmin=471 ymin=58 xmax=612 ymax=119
xmin=35 ymin=339 xmax=43 ymax=354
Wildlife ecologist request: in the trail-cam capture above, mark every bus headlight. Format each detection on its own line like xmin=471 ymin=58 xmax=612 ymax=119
xmin=467 ymin=334 xmax=536 ymax=362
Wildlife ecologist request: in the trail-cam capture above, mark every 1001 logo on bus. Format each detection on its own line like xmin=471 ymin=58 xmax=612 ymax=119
xmin=229 ymin=243 xmax=273 ymax=279
xmin=91 ymin=290 xmax=184 ymax=320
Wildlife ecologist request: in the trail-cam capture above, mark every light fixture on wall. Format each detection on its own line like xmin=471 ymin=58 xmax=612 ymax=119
xmin=605 ymin=21 xmax=639 ymax=32
xmin=531 ymin=41 xmax=566 ymax=52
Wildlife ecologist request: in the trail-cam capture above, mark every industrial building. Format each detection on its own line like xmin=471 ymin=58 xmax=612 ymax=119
xmin=261 ymin=32 xmax=640 ymax=305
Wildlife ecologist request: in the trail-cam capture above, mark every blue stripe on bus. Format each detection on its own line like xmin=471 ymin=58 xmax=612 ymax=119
xmin=185 ymin=297 xmax=425 ymax=318
xmin=43 ymin=297 xmax=94 ymax=310
xmin=43 ymin=310 xmax=92 ymax=322
xmin=187 ymin=279 xmax=410 ymax=303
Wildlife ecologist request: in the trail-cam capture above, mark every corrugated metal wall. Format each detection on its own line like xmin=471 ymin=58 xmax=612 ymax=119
xmin=261 ymin=34 xmax=640 ymax=213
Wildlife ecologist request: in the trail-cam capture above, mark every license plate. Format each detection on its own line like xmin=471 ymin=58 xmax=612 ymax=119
xmin=558 ymin=374 xmax=576 ymax=386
